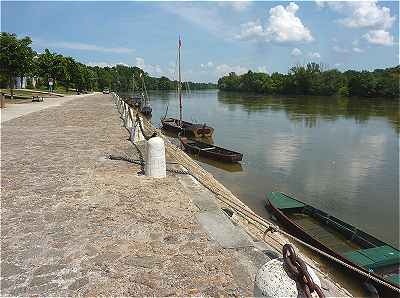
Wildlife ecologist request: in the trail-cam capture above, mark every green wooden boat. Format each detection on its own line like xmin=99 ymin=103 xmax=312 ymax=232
xmin=266 ymin=191 xmax=400 ymax=296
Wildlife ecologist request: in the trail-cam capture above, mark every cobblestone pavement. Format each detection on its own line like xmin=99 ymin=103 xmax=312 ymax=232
xmin=1 ymin=94 xmax=265 ymax=296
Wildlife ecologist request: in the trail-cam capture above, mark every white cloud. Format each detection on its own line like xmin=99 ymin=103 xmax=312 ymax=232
xmin=215 ymin=64 xmax=248 ymax=76
xmin=352 ymin=47 xmax=364 ymax=53
xmin=333 ymin=45 xmax=349 ymax=53
xmin=308 ymin=52 xmax=321 ymax=59
xmin=363 ymin=29 xmax=394 ymax=46
xmin=338 ymin=1 xmax=395 ymax=30
xmin=237 ymin=2 xmax=313 ymax=44
xmin=33 ymin=39 xmax=134 ymax=54
xmin=219 ymin=0 xmax=252 ymax=12
xmin=161 ymin=4 xmax=231 ymax=38
xmin=317 ymin=1 xmax=395 ymax=30
xmin=135 ymin=57 xmax=163 ymax=76
xmin=200 ymin=61 xmax=214 ymax=68
xmin=257 ymin=65 xmax=267 ymax=73
xmin=291 ymin=48 xmax=302 ymax=56
xmin=236 ymin=20 xmax=264 ymax=41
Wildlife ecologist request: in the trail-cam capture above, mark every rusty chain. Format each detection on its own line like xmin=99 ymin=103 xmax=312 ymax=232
xmin=283 ymin=244 xmax=325 ymax=298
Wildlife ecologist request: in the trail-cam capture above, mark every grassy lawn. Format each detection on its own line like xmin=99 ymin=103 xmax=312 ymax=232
xmin=0 ymin=87 xmax=80 ymax=104
xmin=1 ymin=87 xmax=77 ymax=97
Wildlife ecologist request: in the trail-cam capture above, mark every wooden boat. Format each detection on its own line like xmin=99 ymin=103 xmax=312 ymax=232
xmin=161 ymin=117 xmax=214 ymax=138
xmin=131 ymin=95 xmax=141 ymax=107
xmin=180 ymin=137 xmax=243 ymax=163
xmin=141 ymin=104 xmax=152 ymax=116
xmin=161 ymin=36 xmax=214 ymax=138
xmin=266 ymin=191 xmax=400 ymax=296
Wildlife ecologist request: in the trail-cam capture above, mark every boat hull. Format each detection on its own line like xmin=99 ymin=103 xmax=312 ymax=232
xmin=161 ymin=117 xmax=214 ymax=138
xmin=180 ymin=137 xmax=242 ymax=163
xmin=141 ymin=106 xmax=152 ymax=116
xmin=266 ymin=192 xmax=400 ymax=297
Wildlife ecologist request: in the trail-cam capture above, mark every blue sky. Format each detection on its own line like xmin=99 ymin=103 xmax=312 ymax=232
xmin=2 ymin=1 xmax=399 ymax=82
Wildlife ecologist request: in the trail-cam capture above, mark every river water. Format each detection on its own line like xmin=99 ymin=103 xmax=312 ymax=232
xmin=137 ymin=90 xmax=399 ymax=248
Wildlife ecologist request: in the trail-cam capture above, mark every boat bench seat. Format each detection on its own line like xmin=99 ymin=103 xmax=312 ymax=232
xmin=387 ymin=274 xmax=400 ymax=286
xmin=267 ymin=192 xmax=306 ymax=210
xmin=344 ymin=245 xmax=400 ymax=270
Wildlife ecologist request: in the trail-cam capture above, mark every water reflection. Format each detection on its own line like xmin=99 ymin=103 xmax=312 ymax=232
xmin=217 ymin=91 xmax=400 ymax=132
xmin=186 ymin=152 xmax=243 ymax=173
xmin=132 ymin=90 xmax=398 ymax=249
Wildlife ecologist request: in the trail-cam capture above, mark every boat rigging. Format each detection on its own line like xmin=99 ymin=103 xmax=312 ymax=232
xmin=161 ymin=36 xmax=214 ymax=138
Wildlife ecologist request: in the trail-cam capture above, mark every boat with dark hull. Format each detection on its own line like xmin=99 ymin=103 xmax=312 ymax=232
xmin=161 ymin=117 xmax=214 ymax=138
xmin=131 ymin=95 xmax=142 ymax=107
xmin=266 ymin=191 xmax=400 ymax=297
xmin=141 ymin=105 xmax=152 ymax=116
xmin=161 ymin=36 xmax=214 ymax=138
xmin=180 ymin=137 xmax=243 ymax=163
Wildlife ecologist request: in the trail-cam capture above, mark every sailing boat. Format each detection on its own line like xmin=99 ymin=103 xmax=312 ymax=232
xmin=131 ymin=75 xmax=142 ymax=107
xmin=161 ymin=37 xmax=214 ymax=138
xmin=139 ymin=72 xmax=152 ymax=116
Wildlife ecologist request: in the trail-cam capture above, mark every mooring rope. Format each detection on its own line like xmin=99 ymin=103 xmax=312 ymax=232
xmin=111 ymin=93 xmax=399 ymax=294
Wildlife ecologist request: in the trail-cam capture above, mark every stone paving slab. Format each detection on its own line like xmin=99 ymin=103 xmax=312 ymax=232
xmin=197 ymin=210 xmax=254 ymax=249
xmin=0 ymin=93 xmax=263 ymax=296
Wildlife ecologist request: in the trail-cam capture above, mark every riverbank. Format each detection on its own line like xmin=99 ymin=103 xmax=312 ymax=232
xmin=1 ymin=93 xmax=350 ymax=296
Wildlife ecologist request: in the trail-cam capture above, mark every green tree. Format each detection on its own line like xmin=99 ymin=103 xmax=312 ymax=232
xmin=0 ymin=32 xmax=35 ymax=99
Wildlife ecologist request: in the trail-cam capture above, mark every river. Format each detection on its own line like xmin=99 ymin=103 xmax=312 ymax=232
xmin=134 ymin=89 xmax=399 ymax=248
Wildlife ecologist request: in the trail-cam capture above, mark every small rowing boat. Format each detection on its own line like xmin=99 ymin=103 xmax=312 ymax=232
xmin=266 ymin=191 xmax=400 ymax=296
xmin=180 ymin=137 xmax=243 ymax=163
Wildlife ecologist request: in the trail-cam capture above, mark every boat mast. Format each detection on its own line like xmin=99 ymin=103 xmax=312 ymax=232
xmin=178 ymin=36 xmax=182 ymax=127
xmin=132 ymin=75 xmax=135 ymax=97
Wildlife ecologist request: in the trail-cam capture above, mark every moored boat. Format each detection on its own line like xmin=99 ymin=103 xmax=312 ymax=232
xmin=131 ymin=95 xmax=142 ymax=107
xmin=266 ymin=191 xmax=400 ymax=296
xmin=180 ymin=137 xmax=243 ymax=163
xmin=161 ymin=117 xmax=214 ymax=138
xmin=161 ymin=36 xmax=214 ymax=138
xmin=141 ymin=104 xmax=152 ymax=116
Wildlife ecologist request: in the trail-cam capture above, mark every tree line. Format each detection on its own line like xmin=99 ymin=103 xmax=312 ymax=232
xmin=218 ymin=62 xmax=399 ymax=98
xmin=0 ymin=32 xmax=216 ymax=96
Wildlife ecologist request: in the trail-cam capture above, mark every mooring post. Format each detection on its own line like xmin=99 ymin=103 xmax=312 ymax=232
xmin=132 ymin=114 xmax=145 ymax=143
xmin=145 ymin=137 xmax=166 ymax=178
xmin=126 ymin=107 xmax=133 ymax=128
xmin=0 ymin=93 xmax=5 ymax=109
xmin=254 ymin=258 xmax=321 ymax=297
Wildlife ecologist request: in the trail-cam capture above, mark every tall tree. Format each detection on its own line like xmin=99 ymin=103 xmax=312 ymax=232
xmin=0 ymin=32 xmax=35 ymax=99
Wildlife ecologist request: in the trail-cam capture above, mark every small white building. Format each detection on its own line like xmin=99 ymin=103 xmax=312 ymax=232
xmin=14 ymin=77 xmax=27 ymax=89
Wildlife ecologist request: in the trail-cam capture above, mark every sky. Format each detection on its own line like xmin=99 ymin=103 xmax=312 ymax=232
xmin=1 ymin=0 xmax=399 ymax=82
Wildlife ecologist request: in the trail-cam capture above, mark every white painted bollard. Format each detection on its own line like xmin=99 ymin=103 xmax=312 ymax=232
xmin=126 ymin=108 xmax=133 ymax=128
xmin=254 ymin=258 xmax=321 ymax=297
xmin=132 ymin=115 xmax=145 ymax=143
xmin=145 ymin=137 xmax=166 ymax=178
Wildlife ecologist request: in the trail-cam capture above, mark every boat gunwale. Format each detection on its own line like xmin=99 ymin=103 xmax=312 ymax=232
xmin=266 ymin=191 xmax=400 ymax=292
xmin=180 ymin=137 xmax=243 ymax=162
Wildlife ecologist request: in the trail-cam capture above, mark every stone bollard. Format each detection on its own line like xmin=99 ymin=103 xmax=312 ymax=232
xmin=126 ymin=108 xmax=133 ymax=128
xmin=145 ymin=137 xmax=166 ymax=178
xmin=254 ymin=258 xmax=321 ymax=297
xmin=132 ymin=115 xmax=145 ymax=143
xmin=1 ymin=93 xmax=5 ymax=109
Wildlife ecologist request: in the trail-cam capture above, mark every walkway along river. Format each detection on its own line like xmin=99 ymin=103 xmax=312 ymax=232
xmin=142 ymin=89 xmax=399 ymax=249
